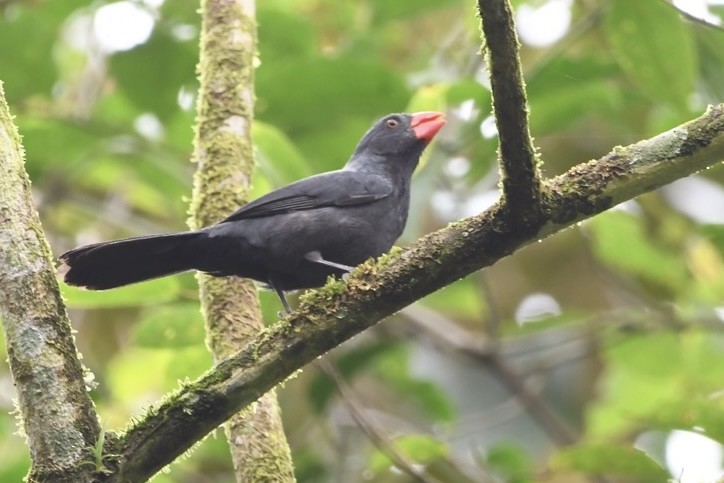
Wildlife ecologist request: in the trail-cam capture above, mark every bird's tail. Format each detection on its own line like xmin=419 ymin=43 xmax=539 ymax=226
xmin=59 ymin=232 xmax=204 ymax=290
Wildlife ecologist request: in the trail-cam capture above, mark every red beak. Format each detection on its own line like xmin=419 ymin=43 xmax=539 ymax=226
xmin=411 ymin=111 xmax=446 ymax=142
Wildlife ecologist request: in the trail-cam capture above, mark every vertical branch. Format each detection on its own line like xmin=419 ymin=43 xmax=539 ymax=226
xmin=477 ymin=0 xmax=542 ymax=215
xmin=0 ymin=82 xmax=101 ymax=482
xmin=477 ymin=0 xmax=578 ymax=448
xmin=188 ymin=0 xmax=295 ymax=481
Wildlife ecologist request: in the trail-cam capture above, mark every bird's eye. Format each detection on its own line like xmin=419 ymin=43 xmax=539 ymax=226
xmin=385 ymin=118 xmax=399 ymax=128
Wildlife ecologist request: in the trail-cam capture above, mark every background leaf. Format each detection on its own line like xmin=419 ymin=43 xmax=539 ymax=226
xmin=605 ymin=0 xmax=697 ymax=113
xmin=552 ymin=444 xmax=670 ymax=480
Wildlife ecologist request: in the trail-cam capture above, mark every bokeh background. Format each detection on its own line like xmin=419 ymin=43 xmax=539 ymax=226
xmin=1 ymin=0 xmax=723 ymax=481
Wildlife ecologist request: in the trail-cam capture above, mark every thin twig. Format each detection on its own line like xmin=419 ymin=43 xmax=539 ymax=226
xmin=477 ymin=271 xmax=502 ymax=338
xmin=486 ymin=355 xmax=579 ymax=445
xmin=660 ymin=0 xmax=724 ymax=31
xmin=315 ymin=358 xmax=438 ymax=483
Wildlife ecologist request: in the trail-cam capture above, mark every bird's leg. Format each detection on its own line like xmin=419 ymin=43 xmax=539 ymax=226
xmin=304 ymin=251 xmax=355 ymax=272
xmin=269 ymin=279 xmax=293 ymax=316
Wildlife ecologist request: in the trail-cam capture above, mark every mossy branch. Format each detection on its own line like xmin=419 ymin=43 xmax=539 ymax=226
xmin=0 ymin=82 xmax=102 ymax=482
xmin=110 ymin=105 xmax=724 ymax=482
xmin=477 ymin=0 xmax=542 ymax=215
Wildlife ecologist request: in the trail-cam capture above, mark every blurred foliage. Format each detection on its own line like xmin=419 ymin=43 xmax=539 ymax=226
xmin=1 ymin=0 xmax=723 ymax=482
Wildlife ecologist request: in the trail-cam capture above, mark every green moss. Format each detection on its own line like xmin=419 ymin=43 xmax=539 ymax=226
xmin=375 ymin=245 xmax=403 ymax=269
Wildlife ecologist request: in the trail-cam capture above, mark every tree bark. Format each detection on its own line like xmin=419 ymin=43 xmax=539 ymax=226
xmin=478 ymin=0 xmax=542 ymax=215
xmin=0 ymin=82 xmax=101 ymax=482
xmin=187 ymin=0 xmax=295 ymax=481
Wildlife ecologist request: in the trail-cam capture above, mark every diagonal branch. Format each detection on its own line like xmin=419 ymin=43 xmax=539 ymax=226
xmin=316 ymin=359 xmax=438 ymax=483
xmin=477 ymin=0 xmax=542 ymax=213
xmin=317 ymin=358 xmax=487 ymax=483
xmin=109 ymin=105 xmax=724 ymax=482
xmin=400 ymin=305 xmax=577 ymax=446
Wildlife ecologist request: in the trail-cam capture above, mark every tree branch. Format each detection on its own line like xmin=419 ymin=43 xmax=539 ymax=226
xmin=187 ymin=0 xmax=294 ymax=481
xmin=399 ymin=305 xmax=577 ymax=446
xmin=317 ymin=358 xmax=487 ymax=483
xmin=0 ymin=82 xmax=101 ymax=482
xmin=316 ymin=359 xmax=438 ymax=483
xmin=477 ymin=0 xmax=541 ymax=214
xmin=110 ymin=105 xmax=724 ymax=482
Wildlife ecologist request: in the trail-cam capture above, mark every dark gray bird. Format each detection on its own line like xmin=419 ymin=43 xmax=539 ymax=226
xmin=59 ymin=112 xmax=446 ymax=313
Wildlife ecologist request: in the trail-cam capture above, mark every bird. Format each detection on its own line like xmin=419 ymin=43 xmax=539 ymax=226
xmin=59 ymin=111 xmax=446 ymax=313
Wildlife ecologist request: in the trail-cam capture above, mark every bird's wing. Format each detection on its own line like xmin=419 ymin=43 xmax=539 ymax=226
xmin=221 ymin=171 xmax=393 ymax=222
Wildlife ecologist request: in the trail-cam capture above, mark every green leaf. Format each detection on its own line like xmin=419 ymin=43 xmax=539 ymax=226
xmin=132 ymin=303 xmax=205 ymax=348
xmin=586 ymin=211 xmax=689 ymax=293
xmin=552 ymin=444 xmax=669 ymax=480
xmin=394 ymin=378 xmax=456 ymax=423
xmin=61 ymin=277 xmax=181 ymax=308
xmin=368 ymin=434 xmax=448 ymax=474
xmin=587 ymin=335 xmax=680 ymax=438
xmin=651 ymin=399 xmax=724 ymax=444
xmin=588 ymin=330 xmax=724 ymax=439
xmin=484 ymin=444 xmax=534 ymax=483
xmin=608 ymin=332 xmax=683 ymax=378
xmin=605 ymin=0 xmax=696 ymax=111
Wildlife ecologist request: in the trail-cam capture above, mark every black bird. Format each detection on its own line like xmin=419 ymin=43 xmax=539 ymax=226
xmin=59 ymin=112 xmax=446 ymax=313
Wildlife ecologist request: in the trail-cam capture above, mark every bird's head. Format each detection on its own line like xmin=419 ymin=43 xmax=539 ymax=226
xmin=346 ymin=112 xmax=446 ymax=174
